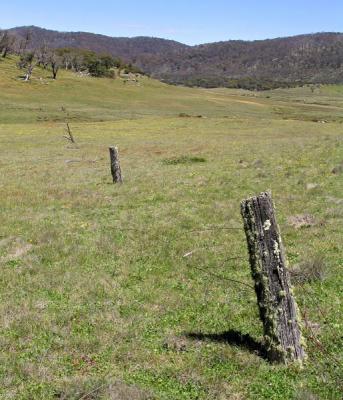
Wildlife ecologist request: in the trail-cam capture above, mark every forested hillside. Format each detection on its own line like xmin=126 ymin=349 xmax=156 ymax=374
xmin=7 ymin=26 xmax=343 ymax=89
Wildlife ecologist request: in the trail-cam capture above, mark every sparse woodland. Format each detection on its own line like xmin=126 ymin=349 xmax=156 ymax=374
xmin=0 ymin=29 xmax=142 ymax=82
xmin=4 ymin=26 xmax=343 ymax=89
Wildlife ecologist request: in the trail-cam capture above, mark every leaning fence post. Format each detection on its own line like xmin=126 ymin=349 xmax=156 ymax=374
xmin=109 ymin=146 xmax=123 ymax=183
xmin=240 ymin=191 xmax=305 ymax=363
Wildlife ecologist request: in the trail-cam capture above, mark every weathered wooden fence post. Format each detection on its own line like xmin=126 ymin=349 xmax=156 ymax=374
xmin=109 ymin=146 xmax=123 ymax=183
xmin=241 ymin=191 xmax=305 ymax=363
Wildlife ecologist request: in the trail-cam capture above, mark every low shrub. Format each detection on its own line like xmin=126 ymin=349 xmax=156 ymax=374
xmin=162 ymin=155 xmax=206 ymax=165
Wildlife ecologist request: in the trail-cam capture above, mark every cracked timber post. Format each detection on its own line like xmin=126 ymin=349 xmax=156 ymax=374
xmin=109 ymin=146 xmax=123 ymax=184
xmin=241 ymin=191 xmax=305 ymax=363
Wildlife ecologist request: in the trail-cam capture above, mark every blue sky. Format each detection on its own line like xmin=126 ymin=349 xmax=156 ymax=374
xmin=2 ymin=1 xmax=343 ymax=45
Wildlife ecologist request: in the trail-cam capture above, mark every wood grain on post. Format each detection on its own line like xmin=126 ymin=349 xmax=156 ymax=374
xmin=241 ymin=191 xmax=305 ymax=363
xmin=109 ymin=146 xmax=123 ymax=183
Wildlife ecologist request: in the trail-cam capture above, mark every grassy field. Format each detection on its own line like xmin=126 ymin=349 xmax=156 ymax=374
xmin=0 ymin=56 xmax=342 ymax=399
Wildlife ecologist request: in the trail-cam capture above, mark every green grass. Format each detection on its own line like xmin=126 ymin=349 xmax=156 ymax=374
xmin=0 ymin=57 xmax=342 ymax=399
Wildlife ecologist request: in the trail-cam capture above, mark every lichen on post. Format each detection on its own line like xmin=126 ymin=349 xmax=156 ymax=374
xmin=109 ymin=146 xmax=123 ymax=184
xmin=241 ymin=191 xmax=305 ymax=363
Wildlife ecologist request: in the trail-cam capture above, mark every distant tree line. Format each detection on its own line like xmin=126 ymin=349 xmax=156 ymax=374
xmin=168 ymin=76 xmax=306 ymax=91
xmin=0 ymin=29 xmax=142 ymax=81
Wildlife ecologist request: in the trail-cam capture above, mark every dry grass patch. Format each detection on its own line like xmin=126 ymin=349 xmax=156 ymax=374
xmin=0 ymin=236 xmax=33 ymax=263
xmin=290 ymin=255 xmax=327 ymax=285
xmin=287 ymin=214 xmax=317 ymax=229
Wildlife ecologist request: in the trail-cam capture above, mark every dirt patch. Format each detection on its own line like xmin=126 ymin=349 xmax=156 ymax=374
xmin=287 ymin=214 xmax=316 ymax=229
xmin=0 ymin=237 xmax=14 ymax=249
xmin=0 ymin=237 xmax=33 ymax=263
xmin=289 ymin=255 xmax=327 ymax=284
xmin=306 ymin=183 xmax=319 ymax=190
xmin=207 ymin=96 xmax=266 ymax=107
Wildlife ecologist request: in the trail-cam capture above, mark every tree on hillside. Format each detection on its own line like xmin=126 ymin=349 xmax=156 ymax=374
xmin=83 ymin=51 xmax=120 ymax=77
xmin=98 ymin=54 xmax=115 ymax=69
xmin=83 ymin=51 xmax=107 ymax=77
xmin=0 ymin=31 xmax=16 ymax=58
xmin=17 ymin=30 xmax=32 ymax=55
xmin=57 ymin=48 xmax=88 ymax=72
xmin=49 ymin=51 xmax=61 ymax=79
xmin=36 ymin=42 xmax=50 ymax=69
xmin=15 ymin=31 xmax=35 ymax=82
xmin=12 ymin=40 xmax=141 ymax=82
xmin=18 ymin=51 xmax=37 ymax=81
xmin=55 ymin=48 xmax=74 ymax=70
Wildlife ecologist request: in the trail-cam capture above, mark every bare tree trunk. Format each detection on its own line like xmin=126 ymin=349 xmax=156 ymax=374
xmin=63 ymin=123 xmax=76 ymax=144
xmin=24 ymin=65 xmax=34 ymax=81
xmin=241 ymin=191 xmax=305 ymax=363
xmin=109 ymin=146 xmax=123 ymax=183
xmin=52 ymin=63 xmax=59 ymax=79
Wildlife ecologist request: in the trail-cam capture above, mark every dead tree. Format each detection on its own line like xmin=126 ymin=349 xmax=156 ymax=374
xmin=0 ymin=31 xmax=15 ymax=58
xmin=109 ymin=146 xmax=123 ymax=183
xmin=37 ymin=42 xmax=50 ymax=68
xmin=24 ymin=63 xmax=35 ymax=81
xmin=63 ymin=122 xmax=76 ymax=144
xmin=241 ymin=191 xmax=305 ymax=363
xmin=16 ymin=30 xmax=32 ymax=56
xmin=48 ymin=51 xmax=61 ymax=79
xmin=17 ymin=51 xmax=36 ymax=81
xmin=61 ymin=107 xmax=76 ymax=144
xmin=51 ymin=57 xmax=60 ymax=79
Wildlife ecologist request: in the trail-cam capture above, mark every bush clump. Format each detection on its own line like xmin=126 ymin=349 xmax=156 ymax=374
xmin=162 ymin=155 xmax=206 ymax=165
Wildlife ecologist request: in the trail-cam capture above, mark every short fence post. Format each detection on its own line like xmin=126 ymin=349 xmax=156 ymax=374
xmin=109 ymin=146 xmax=123 ymax=184
xmin=240 ymin=191 xmax=305 ymax=363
